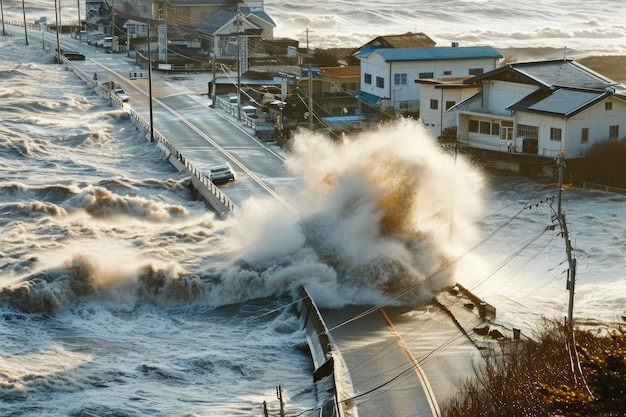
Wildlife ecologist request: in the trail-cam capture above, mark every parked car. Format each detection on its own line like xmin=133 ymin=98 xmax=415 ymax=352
xmin=113 ymin=88 xmax=130 ymax=102
xmin=96 ymin=37 xmax=113 ymax=48
xmin=207 ymin=164 xmax=235 ymax=183
xmin=54 ymin=49 xmax=85 ymax=63
xmin=87 ymin=33 xmax=105 ymax=45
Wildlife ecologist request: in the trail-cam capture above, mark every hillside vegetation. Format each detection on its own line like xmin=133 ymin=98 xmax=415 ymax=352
xmin=444 ymin=321 xmax=626 ymax=417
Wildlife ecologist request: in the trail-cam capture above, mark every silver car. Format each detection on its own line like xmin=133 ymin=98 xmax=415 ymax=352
xmin=207 ymin=164 xmax=235 ymax=183
xmin=114 ymin=88 xmax=130 ymax=102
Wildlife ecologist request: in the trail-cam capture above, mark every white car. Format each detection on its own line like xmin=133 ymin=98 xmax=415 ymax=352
xmin=207 ymin=164 xmax=235 ymax=183
xmin=114 ymin=88 xmax=130 ymax=102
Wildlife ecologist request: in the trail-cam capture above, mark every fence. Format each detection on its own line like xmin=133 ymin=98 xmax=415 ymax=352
xmin=582 ymin=181 xmax=626 ymax=195
xmin=62 ymin=56 xmax=237 ymax=214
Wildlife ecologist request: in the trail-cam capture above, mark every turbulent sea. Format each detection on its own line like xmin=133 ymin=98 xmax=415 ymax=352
xmin=1 ymin=1 xmax=626 ymax=416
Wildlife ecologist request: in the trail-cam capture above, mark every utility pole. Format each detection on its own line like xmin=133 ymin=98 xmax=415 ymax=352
xmin=556 ymin=152 xmax=576 ymax=325
xmin=21 ymin=0 xmax=28 ymax=45
xmin=54 ymin=0 xmax=61 ymax=64
xmin=1 ymin=0 xmax=5 ymax=36
xmin=308 ymin=63 xmax=313 ymax=130
xmin=236 ymin=4 xmax=242 ymax=120
xmin=147 ymin=19 xmax=154 ymax=143
xmin=211 ymin=54 xmax=216 ymax=107
xmin=111 ymin=0 xmax=115 ymax=50
xmin=76 ymin=0 xmax=81 ymax=41
xmin=276 ymin=385 xmax=285 ymax=417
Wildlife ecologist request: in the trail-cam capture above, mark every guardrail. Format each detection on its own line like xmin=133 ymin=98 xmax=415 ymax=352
xmin=295 ymin=286 xmax=352 ymax=417
xmin=583 ymin=181 xmax=626 ymax=195
xmin=60 ymin=56 xmax=238 ymax=214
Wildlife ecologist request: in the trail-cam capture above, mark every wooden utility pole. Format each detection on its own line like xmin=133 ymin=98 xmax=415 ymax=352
xmin=276 ymin=385 xmax=285 ymax=417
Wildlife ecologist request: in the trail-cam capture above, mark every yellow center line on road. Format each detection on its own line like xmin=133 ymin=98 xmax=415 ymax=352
xmin=379 ymin=308 xmax=442 ymax=417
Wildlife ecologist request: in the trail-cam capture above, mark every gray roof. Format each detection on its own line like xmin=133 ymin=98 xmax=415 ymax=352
xmin=469 ymin=59 xmax=616 ymax=89
xmin=240 ymin=6 xmax=276 ymax=27
xmin=507 ymin=88 xmax=610 ymax=118
xmin=357 ymin=46 xmax=502 ymax=61
xmin=197 ymin=7 xmax=236 ymax=34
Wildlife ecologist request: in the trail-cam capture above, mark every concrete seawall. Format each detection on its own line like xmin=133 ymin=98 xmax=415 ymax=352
xmin=294 ymin=286 xmax=355 ymax=417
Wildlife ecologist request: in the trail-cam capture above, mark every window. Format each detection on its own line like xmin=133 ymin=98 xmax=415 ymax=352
xmin=376 ymin=76 xmax=384 ymax=88
xmin=517 ymin=124 xmax=539 ymax=139
xmin=469 ymin=68 xmax=484 ymax=76
xmin=550 ymin=127 xmax=562 ymax=141
xmin=581 ymin=127 xmax=589 ymax=143
xmin=605 ymin=102 xmax=613 ymax=111
xmin=445 ymin=101 xmax=455 ymax=110
xmin=479 ymin=121 xmax=491 ymax=135
xmin=469 ymin=120 xmax=479 ymax=133
xmin=609 ymin=125 xmax=619 ymax=139
xmin=394 ymin=73 xmax=407 ymax=85
xmin=501 ymin=121 xmax=513 ymax=140
xmin=430 ymin=99 xmax=438 ymax=110
xmin=418 ymin=72 xmax=434 ymax=79
xmin=443 ymin=70 xmax=452 ymax=76
xmin=492 ymin=123 xmax=500 ymax=136
xmin=364 ymin=73 xmax=372 ymax=84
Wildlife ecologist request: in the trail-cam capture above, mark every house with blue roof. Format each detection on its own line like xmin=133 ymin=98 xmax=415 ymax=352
xmin=353 ymin=44 xmax=502 ymax=115
xmin=449 ymin=59 xmax=626 ymax=172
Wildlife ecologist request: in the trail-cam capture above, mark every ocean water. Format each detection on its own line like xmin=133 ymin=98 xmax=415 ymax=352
xmin=1 ymin=1 xmax=626 ymax=416
xmin=265 ymin=0 xmax=626 ymax=58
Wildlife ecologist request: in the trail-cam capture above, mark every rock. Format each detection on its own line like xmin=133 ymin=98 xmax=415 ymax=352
xmin=489 ymin=329 xmax=505 ymax=339
xmin=473 ymin=325 xmax=490 ymax=336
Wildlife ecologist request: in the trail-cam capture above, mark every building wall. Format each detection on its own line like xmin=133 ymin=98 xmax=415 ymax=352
xmin=420 ymin=85 xmax=480 ymax=137
xmin=359 ymin=52 xmax=499 ymax=111
xmin=484 ymin=80 xmax=538 ymax=115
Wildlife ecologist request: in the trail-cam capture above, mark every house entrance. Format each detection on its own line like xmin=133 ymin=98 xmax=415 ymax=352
xmin=522 ymin=138 xmax=538 ymax=154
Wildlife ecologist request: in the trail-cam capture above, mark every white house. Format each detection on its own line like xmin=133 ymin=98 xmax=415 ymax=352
xmin=416 ymin=76 xmax=480 ymax=138
xmin=450 ymin=59 xmax=626 ymax=164
xmin=353 ymin=45 xmax=502 ymax=114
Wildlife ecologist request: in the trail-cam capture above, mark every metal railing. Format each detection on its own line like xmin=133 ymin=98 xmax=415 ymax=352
xmin=61 ymin=57 xmax=237 ymax=213
xmin=583 ymin=181 xmax=626 ymax=195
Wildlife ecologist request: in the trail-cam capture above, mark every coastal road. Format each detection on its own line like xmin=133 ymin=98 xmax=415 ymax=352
xmin=37 ymin=28 xmax=483 ymax=417
xmin=323 ymin=304 xmax=480 ymax=416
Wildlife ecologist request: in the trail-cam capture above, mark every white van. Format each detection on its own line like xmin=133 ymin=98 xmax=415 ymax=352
xmin=97 ymin=37 xmax=113 ymax=48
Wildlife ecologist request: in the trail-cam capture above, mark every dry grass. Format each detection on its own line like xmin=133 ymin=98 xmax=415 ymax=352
xmin=443 ymin=320 xmax=626 ymax=417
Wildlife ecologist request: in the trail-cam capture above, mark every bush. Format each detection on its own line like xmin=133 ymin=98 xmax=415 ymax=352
xmin=582 ymin=137 xmax=626 ymax=188
xmin=444 ymin=320 xmax=626 ymax=417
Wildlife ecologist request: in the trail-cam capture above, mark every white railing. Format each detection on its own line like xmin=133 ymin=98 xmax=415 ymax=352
xmin=62 ymin=57 xmax=237 ymax=213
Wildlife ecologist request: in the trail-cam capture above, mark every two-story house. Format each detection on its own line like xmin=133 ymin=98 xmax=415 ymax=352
xmin=196 ymin=0 xmax=276 ymax=62
xmin=450 ymin=59 xmax=626 ymax=174
xmin=353 ymin=44 xmax=502 ymax=115
xmin=416 ymin=76 xmax=481 ymax=138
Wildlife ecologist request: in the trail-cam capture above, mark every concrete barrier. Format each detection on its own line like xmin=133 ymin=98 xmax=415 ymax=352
xmin=295 ymin=286 xmax=355 ymax=417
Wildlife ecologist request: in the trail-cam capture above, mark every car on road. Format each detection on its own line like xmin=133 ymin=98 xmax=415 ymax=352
xmin=96 ymin=37 xmax=113 ymax=48
xmin=54 ymin=49 xmax=86 ymax=63
xmin=113 ymin=88 xmax=130 ymax=102
xmin=207 ymin=164 xmax=235 ymax=183
xmin=87 ymin=33 xmax=105 ymax=45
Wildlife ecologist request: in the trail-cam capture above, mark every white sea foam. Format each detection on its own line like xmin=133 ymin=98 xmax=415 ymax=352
xmin=1 ymin=2 xmax=625 ymax=414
